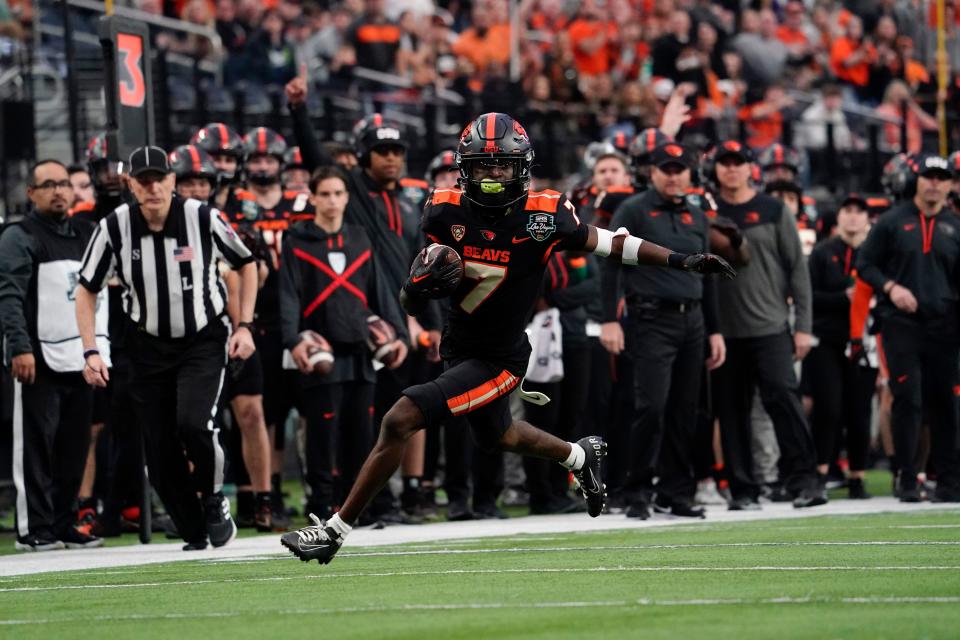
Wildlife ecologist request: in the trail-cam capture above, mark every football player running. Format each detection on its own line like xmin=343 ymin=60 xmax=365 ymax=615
xmin=281 ymin=113 xmax=736 ymax=565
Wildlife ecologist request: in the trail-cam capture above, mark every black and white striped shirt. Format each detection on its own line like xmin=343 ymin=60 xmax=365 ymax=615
xmin=79 ymin=196 xmax=253 ymax=339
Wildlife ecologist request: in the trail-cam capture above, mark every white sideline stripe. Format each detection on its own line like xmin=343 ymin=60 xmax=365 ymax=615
xmin=3 ymin=596 xmax=960 ymax=625
xmin=335 ymin=540 xmax=960 ymax=558
xmin=4 ymin=566 xmax=958 ymax=593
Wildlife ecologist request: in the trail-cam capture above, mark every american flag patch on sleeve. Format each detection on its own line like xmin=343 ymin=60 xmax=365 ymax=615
xmin=173 ymin=246 xmax=195 ymax=262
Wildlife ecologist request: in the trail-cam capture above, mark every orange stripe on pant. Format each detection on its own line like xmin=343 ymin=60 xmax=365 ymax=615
xmin=447 ymin=370 xmax=519 ymax=416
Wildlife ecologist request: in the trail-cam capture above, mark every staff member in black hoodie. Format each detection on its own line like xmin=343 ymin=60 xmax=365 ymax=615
xmin=279 ymin=166 xmax=407 ymax=520
xmin=804 ymin=194 xmax=875 ymax=499
xmin=857 ymin=155 xmax=960 ymax=502
xmin=600 ymin=143 xmax=725 ymax=519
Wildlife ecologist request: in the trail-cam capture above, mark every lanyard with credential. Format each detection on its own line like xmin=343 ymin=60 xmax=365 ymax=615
xmin=919 ymin=213 xmax=936 ymax=254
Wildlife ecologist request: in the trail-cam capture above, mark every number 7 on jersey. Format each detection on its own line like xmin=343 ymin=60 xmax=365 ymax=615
xmin=459 ymin=260 xmax=507 ymax=313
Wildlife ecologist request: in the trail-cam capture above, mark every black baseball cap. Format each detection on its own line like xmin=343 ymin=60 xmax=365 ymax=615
xmin=127 ymin=145 xmax=172 ymax=178
xmin=916 ymin=154 xmax=952 ymax=180
xmin=650 ymin=142 xmax=695 ymax=170
xmin=839 ymin=192 xmax=869 ymax=210
xmin=714 ymin=139 xmax=753 ymax=164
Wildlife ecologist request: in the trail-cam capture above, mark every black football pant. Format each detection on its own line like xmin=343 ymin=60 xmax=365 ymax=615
xmin=714 ymin=331 xmax=818 ymax=500
xmin=879 ymin=317 xmax=960 ymax=491
xmin=98 ymin=358 xmax=144 ymax=525
xmin=803 ymin=343 xmax=877 ymax=471
xmin=584 ymin=335 xmax=633 ymax=501
xmin=623 ymin=306 xmax=704 ymax=506
xmin=12 ymin=369 xmax=92 ymax=539
xmin=128 ymin=322 xmax=229 ymax=544
xmin=443 ymin=414 xmax=504 ymax=511
xmin=522 ymin=342 xmax=590 ymax=510
xmin=300 ymin=381 xmax=375 ymax=513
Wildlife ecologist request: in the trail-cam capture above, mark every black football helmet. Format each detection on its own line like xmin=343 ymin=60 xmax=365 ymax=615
xmin=949 ymin=150 xmax=960 ymax=176
xmin=169 ymin=145 xmax=217 ymax=183
xmin=86 ymin=133 xmax=122 ymax=198
xmin=881 ymin=152 xmax=913 ymax=200
xmin=242 ymin=127 xmax=287 ymax=161
xmin=607 ymin=131 xmax=632 ymax=156
xmin=191 ymin=122 xmax=243 ymax=158
xmin=352 ymin=114 xmax=407 ymax=165
xmin=583 ymin=141 xmax=618 ymax=172
xmin=757 ymin=143 xmax=801 ymax=173
xmin=456 ymin=112 xmax=534 ymax=210
xmin=629 ymin=128 xmax=671 ymax=167
xmin=283 ymin=146 xmax=305 ymax=170
xmin=425 ymin=149 xmax=457 ymax=183
xmin=242 ymin=127 xmax=287 ymax=186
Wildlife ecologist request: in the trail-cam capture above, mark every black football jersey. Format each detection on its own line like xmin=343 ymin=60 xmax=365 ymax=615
xmin=422 ymin=188 xmax=589 ymax=369
xmin=223 ymin=188 xmax=314 ymax=331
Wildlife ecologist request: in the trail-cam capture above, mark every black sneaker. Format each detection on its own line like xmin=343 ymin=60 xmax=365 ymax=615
xmin=728 ymin=497 xmax=761 ymax=511
xmin=182 ymin=539 xmax=208 ymax=551
xmin=446 ymin=503 xmax=474 ymax=521
xmin=58 ymin=526 xmax=104 ymax=549
xmin=204 ymin=493 xmax=237 ymax=548
xmin=472 ymin=504 xmax=509 ymax=520
xmin=900 ymin=487 xmax=922 ymax=503
xmin=793 ymin=486 xmax=828 ymax=508
xmin=573 ymin=436 xmax=607 ymax=517
xmin=932 ymin=487 xmax=960 ymax=503
xmin=625 ymin=503 xmax=651 ymax=520
xmin=848 ymin=478 xmax=872 ymax=499
xmin=15 ymin=533 xmax=65 ymax=552
xmin=669 ymin=502 xmax=707 ymax=519
xmin=280 ymin=513 xmax=344 ymax=565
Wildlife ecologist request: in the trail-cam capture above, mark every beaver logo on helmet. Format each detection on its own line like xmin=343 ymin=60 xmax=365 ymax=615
xmin=456 ymin=112 xmax=535 ymax=212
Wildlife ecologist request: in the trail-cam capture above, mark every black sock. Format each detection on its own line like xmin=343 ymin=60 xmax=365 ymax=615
xmin=255 ymin=492 xmax=271 ymax=508
xmin=237 ymin=491 xmax=254 ymax=517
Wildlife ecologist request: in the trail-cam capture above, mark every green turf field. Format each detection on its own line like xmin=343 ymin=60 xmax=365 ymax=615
xmin=2 ymin=509 xmax=959 ymax=639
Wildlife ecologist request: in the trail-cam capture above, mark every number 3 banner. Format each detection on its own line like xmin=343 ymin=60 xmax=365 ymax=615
xmin=98 ymin=17 xmax=155 ymax=163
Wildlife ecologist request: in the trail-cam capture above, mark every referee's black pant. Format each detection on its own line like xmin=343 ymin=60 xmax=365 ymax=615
xmin=879 ymin=315 xmax=960 ymax=492
xmin=128 ymin=320 xmax=229 ymax=544
xmin=714 ymin=330 xmax=819 ymax=500
xmin=623 ymin=304 xmax=704 ymax=507
xmin=12 ymin=367 xmax=92 ymax=539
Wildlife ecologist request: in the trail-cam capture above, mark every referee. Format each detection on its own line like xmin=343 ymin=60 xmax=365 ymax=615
xmin=75 ymin=146 xmax=259 ymax=550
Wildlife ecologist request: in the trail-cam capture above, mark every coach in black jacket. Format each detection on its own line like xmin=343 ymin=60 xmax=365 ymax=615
xmin=279 ymin=166 xmax=407 ymax=519
xmin=599 ymin=143 xmax=723 ymax=519
xmin=856 ymin=155 xmax=960 ymax=502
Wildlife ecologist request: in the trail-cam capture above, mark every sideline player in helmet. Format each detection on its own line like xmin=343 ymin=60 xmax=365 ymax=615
xmin=426 ymin=149 xmax=459 ymax=190
xmin=629 ymin=128 xmax=671 ymax=189
xmin=192 ymin=122 xmax=244 ymax=208
xmin=281 ymin=112 xmax=737 ymax=564
xmin=169 ymin=144 xmax=218 ymax=202
xmin=282 ymin=146 xmax=310 ymax=193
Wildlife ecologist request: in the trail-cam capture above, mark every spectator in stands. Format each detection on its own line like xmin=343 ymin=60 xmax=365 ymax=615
xmin=738 ymin=83 xmax=793 ymax=149
xmin=215 ymin=0 xmax=247 ymax=55
xmin=299 ymin=3 xmax=356 ymax=78
xmin=875 ymin=79 xmax=938 ymax=154
xmin=776 ymin=0 xmax=813 ymax=70
xmin=452 ymin=0 xmax=512 ymax=74
xmin=157 ymin=0 xmax=219 ymax=61
xmin=894 ymin=36 xmax=931 ymax=91
xmin=236 ymin=0 xmax=265 ymax=35
xmin=651 ymin=10 xmax=693 ymax=82
xmin=795 ymin=83 xmax=857 ymax=151
xmin=830 ymin=15 xmax=876 ymax=103
xmin=244 ymin=9 xmax=297 ymax=87
xmin=922 ymin=3 xmax=960 ymax=72
xmin=0 ymin=0 xmax=24 ymax=39
xmin=346 ymin=0 xmax=402 ymax=73
xmin=567 ymin=0 xmax=616 ymax=80
xmin=734 ymin=9 xmax=789 ymax=88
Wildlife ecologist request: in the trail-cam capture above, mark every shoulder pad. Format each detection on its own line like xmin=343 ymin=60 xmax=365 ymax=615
xmin=69 ymin=201 xmax=96 ymax=216
xmin=605 ymin=186 xmax=635 ymax=194
xmin=431 ymin=188 xmax=463 ymax=206
xmin=400 ymin=177 xmax=429 ymax=189
xmin=525 ymin=190 xmax=562 ymax=213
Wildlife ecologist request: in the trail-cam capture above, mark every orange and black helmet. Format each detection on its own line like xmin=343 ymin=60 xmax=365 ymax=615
xmin=169 ymin=144 xmax=217 ymax=183
xmin=628 ymin=128 xmax=671 ymax=167
xmin=241 ymin=127 xmax=287 ymax=161
xmin=191 ymin=122 xmax=243 ymax=158
xmin=456 ymin=112 xmax=534 ymax=210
